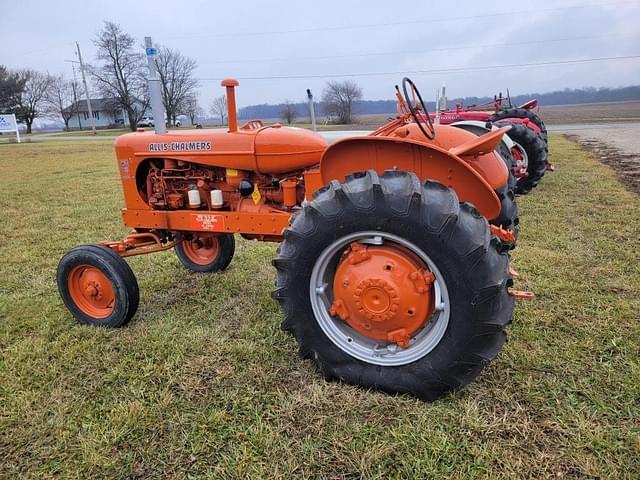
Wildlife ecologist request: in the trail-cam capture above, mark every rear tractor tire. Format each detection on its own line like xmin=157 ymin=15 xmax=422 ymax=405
xmin=273 ymin=170 xmax=514 ymax=401
xmin=175 ymin=233 xmax=235 ymax=273
xmin=57 ymin=244 xmax=139 ymax=328
xmin=495 ymin=121 xmax=548 ymax=195
xmin=489 ymin=107 xmax=548 ymax=145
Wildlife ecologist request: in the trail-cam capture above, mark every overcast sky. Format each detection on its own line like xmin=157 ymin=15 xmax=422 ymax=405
xmin=2 ymin=0 xmax=640 ymax=109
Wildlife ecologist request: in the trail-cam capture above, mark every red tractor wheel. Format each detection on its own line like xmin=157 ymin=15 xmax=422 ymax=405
xmin=57 ymin=244 xmax=139 ymax=327
xmin=273 ymin=170 xmax=514 ymax=401
xmin=174 ymin=233 xmax=235 ymax=273
xmin=489 ymin=107 xmax=548 ymax=145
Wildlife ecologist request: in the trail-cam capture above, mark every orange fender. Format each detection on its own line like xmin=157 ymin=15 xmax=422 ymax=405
xmin=319 ymin=136 xmax=502 ymax=220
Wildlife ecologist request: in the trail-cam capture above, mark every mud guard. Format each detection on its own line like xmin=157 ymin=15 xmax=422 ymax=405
xmin=320 ymin=136 xmax=502 ymax=220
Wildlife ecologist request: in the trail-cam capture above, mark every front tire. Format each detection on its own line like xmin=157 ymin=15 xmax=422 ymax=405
xmin=57 ymin=244 xmax=139 ymax=328
xmin=174 ymin=233 xmax=235 ymax=273
xmin=273 ymin=170 xmax=514 ymax=401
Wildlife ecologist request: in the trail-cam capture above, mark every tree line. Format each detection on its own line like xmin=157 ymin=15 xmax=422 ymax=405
xmin=241 ymin=85 xmax=640 ymax=122
xmin=209 ymin=80 xmax=363 ymax=127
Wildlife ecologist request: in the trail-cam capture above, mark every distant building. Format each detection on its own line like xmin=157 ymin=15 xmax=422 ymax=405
xmin=63 ymin=98 xmax=128 ymax=129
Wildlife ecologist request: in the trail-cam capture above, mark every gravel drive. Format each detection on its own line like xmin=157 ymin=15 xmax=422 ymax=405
xmin=556 ymin=123 xmax=640 ymax=194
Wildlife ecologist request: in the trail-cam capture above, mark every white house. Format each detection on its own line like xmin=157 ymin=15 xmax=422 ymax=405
xmin=63 ymin=98 xmax=128 ymax=129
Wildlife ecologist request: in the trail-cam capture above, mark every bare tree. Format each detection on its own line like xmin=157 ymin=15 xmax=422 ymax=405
xmin=155 ymin=46 xmax=199 ymax=126
xmin=210 ymin=95 xmax=227 ymax=125
xmin=183 ymin=95 xmax=203 ymax=125
xmin=90 ymin=21 xmax=148 ymax=131
xmin=67 ymin=76 xmax=84 ymax=130
xmin=46 ymin=75 xmax=75 ymax=131
xmin=279 ymin=100 xmax=297 ymax=124
xmin=321 ymin=80 xmax=362 ymax=124
xmin=14 ymin=69 xmax=53 ymax=134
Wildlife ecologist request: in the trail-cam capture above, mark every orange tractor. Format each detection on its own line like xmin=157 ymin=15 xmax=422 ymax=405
xmin=57 ymin=77 xmax=530 ymax=401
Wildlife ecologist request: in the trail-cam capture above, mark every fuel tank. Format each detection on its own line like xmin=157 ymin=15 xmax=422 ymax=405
xmin=254 ymin=125 xmax=328 ymax=173
xmin=114 ymin=124 xmax=328 ymax=175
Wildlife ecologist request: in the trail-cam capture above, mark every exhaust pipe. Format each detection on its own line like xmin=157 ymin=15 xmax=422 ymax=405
xmin=144 ymin=37 xmax=167 ymax=134
xmin=221 ymin=78 xmax=239 ymax=132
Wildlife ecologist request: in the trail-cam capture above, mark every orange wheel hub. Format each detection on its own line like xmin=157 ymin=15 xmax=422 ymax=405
xmin=67 ymin=265 xmax=116 ymax=319
xmin=329 ymin=242 xmax=435 ymax=348
xmin=182 ymin=235 xmax=220 ymax=265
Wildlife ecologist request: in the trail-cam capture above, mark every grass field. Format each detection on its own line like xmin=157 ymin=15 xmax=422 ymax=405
xmin=1 ymin=135 xmax=639 ymax=478
xmin=540 ymin=101 xmax=640 ymax=125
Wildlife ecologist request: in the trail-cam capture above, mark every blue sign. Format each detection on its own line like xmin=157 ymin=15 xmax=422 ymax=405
xmin=146 ymin=47 xmax=157 ymax=56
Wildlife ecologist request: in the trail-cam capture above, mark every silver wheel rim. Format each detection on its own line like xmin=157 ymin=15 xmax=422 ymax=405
xmin=309 ymin=231 xmax=450 ymax=367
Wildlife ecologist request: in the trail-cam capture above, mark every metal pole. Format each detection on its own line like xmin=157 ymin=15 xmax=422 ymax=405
xmin=76 ymin=42 xmax=96 ymax=135
xmin=13 ymin=114 xmax=21 ymax=143
xmin=307 ymin=88 xmax=316 ymax=132
xmin=144 ymin=37 xmax=167 ymax=134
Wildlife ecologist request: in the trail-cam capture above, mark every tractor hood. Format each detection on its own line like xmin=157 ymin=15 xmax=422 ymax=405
xmin=254 ymin=125 xmax=328 ymax=173
xmin=114 ymin=125 xmax=328 ymax=174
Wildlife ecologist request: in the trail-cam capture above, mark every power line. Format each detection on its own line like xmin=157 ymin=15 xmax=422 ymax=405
xmin=195 ymin=55 xmax=640 ymax=81
xmin=199 ymin=33 xmax=637 ymax=65
xmin=167 ymin=1 xmax=640 ymax=39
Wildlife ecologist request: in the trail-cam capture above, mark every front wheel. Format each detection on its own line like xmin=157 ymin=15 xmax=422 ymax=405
xmin=57 ymin=244 xmax=139 ymax=327
xmin=174 ymin=233 xmax=235 ymax=273
xmin=273 ymin=170 xmax=514 ymax=401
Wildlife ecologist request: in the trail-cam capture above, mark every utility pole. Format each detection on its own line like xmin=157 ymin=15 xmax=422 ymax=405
xmin=76 ymin=42 xmax=96 ymax=135
xmin=69 ymin=63 xmax=82 ymax=130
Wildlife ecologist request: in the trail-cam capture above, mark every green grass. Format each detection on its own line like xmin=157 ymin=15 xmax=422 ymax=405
xmin=1 ymin=134 xmax=639 ymax=478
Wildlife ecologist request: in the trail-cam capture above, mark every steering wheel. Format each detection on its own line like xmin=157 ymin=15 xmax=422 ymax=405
xmin=402 ymin=77 xmax=436 ymax=140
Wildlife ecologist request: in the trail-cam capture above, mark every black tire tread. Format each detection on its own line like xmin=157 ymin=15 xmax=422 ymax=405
xmin=496 ymin=121 xmax=548 ymax=194
xmin=489 ymin=107 xmax=548 ymax=144
xmin=272 ymin=170 xmax=514 ymax=401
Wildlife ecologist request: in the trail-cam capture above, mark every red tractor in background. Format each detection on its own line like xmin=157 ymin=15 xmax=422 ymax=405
xmin=57 ymin=77 xmax=532 ymax=402
xmin=430 ymin=89 xmax=553 ymax=194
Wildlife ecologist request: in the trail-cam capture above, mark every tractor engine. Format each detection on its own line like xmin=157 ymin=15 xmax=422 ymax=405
xmin=139 ymin=158 xmax=302 ymax=213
